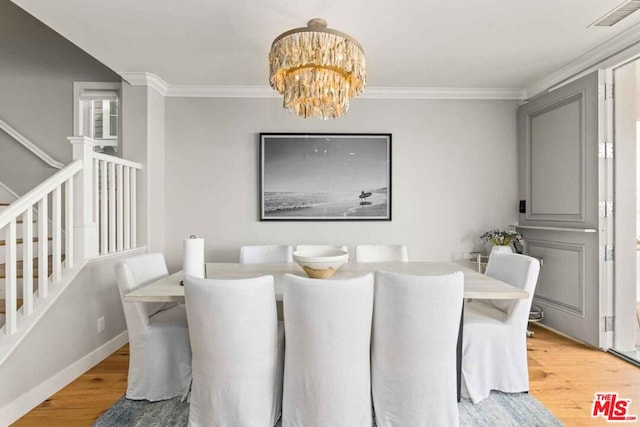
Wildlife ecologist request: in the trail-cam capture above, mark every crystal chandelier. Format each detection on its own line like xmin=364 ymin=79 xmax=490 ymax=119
xmin=268 ymin=18 xmax=366 ymax=119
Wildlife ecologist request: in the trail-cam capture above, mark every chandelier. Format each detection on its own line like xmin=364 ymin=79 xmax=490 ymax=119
xmin=268 ymin=18 xmax=366 ymax=119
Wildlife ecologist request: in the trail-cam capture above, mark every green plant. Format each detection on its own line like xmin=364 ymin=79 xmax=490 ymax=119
xmin=480 ymin=229 xmax=524 ymax=246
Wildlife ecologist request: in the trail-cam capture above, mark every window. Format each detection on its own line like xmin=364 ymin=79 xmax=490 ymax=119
xmin=92 ymin=99 xmax=118 ymax=140
xmin=74 ymin=82 xmax=121 ymax=155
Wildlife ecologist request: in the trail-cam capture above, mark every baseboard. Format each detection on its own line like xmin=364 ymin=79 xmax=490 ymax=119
xmin=532 ymin=322 xmax=599 ymax=349
xmin=0 ymin=330 xmax=129 ymax=426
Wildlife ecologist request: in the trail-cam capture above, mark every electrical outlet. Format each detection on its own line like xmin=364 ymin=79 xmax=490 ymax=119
xmin=98 ymin=317 xmax=105 ymax=333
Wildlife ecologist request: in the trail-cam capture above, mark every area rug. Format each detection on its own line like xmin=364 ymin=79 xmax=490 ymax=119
xmin=94 ymin=392 xmax=563 ymax=426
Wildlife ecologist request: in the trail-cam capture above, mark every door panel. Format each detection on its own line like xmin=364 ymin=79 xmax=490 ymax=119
xmin=528 ymin=239 xmax=585 ymax=313
xmin=517 ymin=71 xmax=602 ymax=347
xmin=530 ymin=97 xmax=583 ymax=218
xmin=518 ymin=72 xmax=599 ymax=229
xmin=523 ymin=230 xmax=601 ymax=346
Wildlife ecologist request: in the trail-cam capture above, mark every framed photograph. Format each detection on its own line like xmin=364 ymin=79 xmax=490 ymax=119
xmin=260 ymin=133 xmax=392 ymax=221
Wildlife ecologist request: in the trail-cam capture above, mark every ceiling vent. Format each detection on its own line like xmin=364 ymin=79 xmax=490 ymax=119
xmin=592 ymin=0 xmax=640 ymax=27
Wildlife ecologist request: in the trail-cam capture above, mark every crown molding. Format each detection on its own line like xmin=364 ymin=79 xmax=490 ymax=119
xmin=525 ymin=21 xmax=640 ymax=98
xmin=118 ymin=72 xmax=525 ymax=100
xmin=361 ymin=86 xmax=526 ymax=100
xmin=164 ymin=85 xmax=526 ymax=100
xmin=119 ymin=72 xmax=169 ymax=96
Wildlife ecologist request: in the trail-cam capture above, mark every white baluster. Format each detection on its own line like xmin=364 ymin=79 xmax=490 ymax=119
xmin=22 ymin=208 xmax=33 ymax=315
xmin=52 ymin=186 xmax=62 ymax=283
xmin=100 ymin=160 xmax=108 ymax=255
xmin=108 ymin=162 xmax=116 ymax=253
xmin=65 ymin=175 xmax=74 ymax=269
xmin=5 ymin=220 xmax=17 ymax=335
xmin=123 ymin=166 xmax=130 ymax=250
xmin=94 ymin=158 xmax=99 ymax=225
xmin=38 ymin=196 xmax=48 ymax=298
xmin=116 ymin=164 xmax=123 ymax=252
xmin=131 ymin=168 xmax=137 ymax=248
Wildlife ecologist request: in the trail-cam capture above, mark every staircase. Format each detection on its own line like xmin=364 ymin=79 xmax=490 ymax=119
xmin=0 ymin=202 xmax=9 ymax=325
xmin=0 ymin=253 xmax=58 ymax=323
xmin=0 ymin=136 xmax=142 ymax=362
xmin=0 ymin=129 xmax=144 ymax=425
xmin=0 ymin=192 xmax=64 ymax=320
xmin=0 ymin=199 xmax=57 ymax=327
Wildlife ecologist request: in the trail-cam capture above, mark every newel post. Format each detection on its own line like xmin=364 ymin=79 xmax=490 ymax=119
xmin=68 ymin=136 xmax=98 ymax=264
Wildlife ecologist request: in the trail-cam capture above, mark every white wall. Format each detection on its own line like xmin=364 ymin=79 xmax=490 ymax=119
xmin=612 ymin=62 xmax=638 ymax=351
xmin=164 ymin=97 xmax=519 ymax=271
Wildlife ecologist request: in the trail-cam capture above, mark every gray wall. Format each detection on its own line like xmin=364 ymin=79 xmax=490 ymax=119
xmin=0 ymin=250 xmax=136 ymax=413
xmin=121 ymin=84 xmax=166 ymax=251
xmin=146 ymin=89 xmax=166 ymax=253
xmin=164 ymin=97 xmax=519 ymax=271
xmin=0 ymin=0 xmax=120 ymax=195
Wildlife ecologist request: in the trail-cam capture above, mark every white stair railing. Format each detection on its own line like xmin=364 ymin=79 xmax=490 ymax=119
xmin=93 ymin=153 xmax=140 ymax=255
xmin=0 ymin=136 xmax=142 ymax=339
xmin=0 ymin=161 xmax=82 ymax=335
xmin=68 ymin=136 xmax=142 ymax=264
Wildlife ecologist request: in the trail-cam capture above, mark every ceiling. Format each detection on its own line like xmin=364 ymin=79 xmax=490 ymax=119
xmin=11 ymin=0 xmax=640 ymax=91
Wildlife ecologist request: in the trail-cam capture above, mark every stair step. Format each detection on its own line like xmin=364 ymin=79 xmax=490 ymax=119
xmin=0 ymin=255 xmax=63 ymax=279
xmin=0 ymin=237 xmax=52 ymax=246
xmin=0 ymin=298 xmax=23 ymax=314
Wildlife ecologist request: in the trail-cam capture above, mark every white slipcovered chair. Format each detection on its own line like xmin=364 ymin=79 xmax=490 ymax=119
xmin=239 ymin=245 xmax=293 ymax=264
xmin=115 ymin=252 xmax=192 ymax=401
xmin=461 ymin=253 xmax=541 ymax=403
xmin=184 ymin=275 xmax=284 ymax=427
xmin=355 ymin=244 xmax=408 ymax=263
xmin=282 ymin=273 xmax=374 ymax=427
xmin=372 ymin=271 xmax=463 ymax=427
xmin=295 ymin=244 xmax=348 ymax=253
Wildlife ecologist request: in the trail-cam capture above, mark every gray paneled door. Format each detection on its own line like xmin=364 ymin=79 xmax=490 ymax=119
xmin=517 ymin=71 xmax=605 ymax=348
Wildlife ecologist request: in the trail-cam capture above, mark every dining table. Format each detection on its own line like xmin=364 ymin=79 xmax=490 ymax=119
xmin=124 ymin=261 xmax=529 ymax=402
xmin=125 ymin=261 xmax=528 ymax=302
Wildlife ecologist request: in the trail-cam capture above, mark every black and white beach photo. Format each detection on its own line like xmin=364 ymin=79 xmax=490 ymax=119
xmin=260 ymin=133 xmax=391 ymax=220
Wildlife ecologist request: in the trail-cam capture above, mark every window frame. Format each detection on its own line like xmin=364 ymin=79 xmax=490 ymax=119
xmin=73 ymin=81 xmax=122 ymax=149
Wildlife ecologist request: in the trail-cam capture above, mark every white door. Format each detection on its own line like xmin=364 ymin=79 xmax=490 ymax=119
xmin=612 ymin=61 xmax=638 ymax=354
xmin=517 ymin=71 xmax=609 ymax=348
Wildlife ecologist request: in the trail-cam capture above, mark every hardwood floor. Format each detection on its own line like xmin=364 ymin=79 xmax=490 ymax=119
xmin=528 ymin=325 xmax=640 ymax=427
xmin=13 ymin=346 xmax=130 ymax=427
xmin=14 ymin=324 xmax=640 ymax=426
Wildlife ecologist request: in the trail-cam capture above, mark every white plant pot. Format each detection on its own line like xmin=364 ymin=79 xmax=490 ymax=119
xmin=490 ymin=244 xmax=513 ymax=256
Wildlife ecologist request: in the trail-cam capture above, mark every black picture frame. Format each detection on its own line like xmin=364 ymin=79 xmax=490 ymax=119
xmin=259 ymin=133 xmax=392 ymax=221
